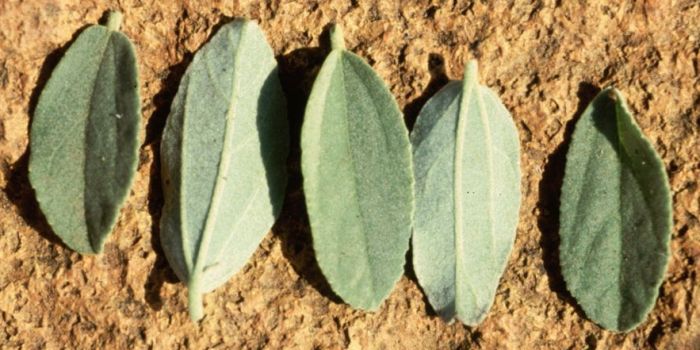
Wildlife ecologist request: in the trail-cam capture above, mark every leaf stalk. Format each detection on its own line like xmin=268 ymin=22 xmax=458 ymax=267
xmin=106 ymin=11 xmax=123 ymax=31
xmin=330 ymin=24 xmax=345 ymax=50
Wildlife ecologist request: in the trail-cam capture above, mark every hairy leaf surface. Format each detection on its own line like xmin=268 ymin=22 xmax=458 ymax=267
xmin=160 ymin=19 xmax=288 ymax=321
xmin=560 ymin=87 xmax=672 ymax=332
xmin=301 ymin=25 xmax=414 ymax=310
xmin=411 ymin=61 xmax=521 ymax=325
xmin=29 ymin=12 xmax=140 ymax=254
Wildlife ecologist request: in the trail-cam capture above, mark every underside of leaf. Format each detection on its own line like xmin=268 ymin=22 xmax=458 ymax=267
xmin=160 ymin=19 xmax=288 ymax=321
xmin=411 ymin=60 xmax=521 ymax=326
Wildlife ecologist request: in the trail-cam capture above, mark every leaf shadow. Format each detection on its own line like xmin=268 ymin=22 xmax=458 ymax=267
xmin=257 ymin=69 xmax=288 ymax=225
xmin=536 ymin=82 xmax=600 ymax=319
xmin=403 ymin=53 xmax=450 ymax=131
xmin=3 ymin=24 xmax=93 ymax=251
xmin=271 ymin=40 xmax=344 ymax=304
xmin=142 ymin=56 xmax=192 ymax=311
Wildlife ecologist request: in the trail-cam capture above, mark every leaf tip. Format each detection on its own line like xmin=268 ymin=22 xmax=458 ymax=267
xmin=105 ymin=11 xmax=123 ymax=32
xmin=90 ymin=245 xmax=104 ymax=255
xmin=76 ymin=247 xmax=100 ymax=256
xmin=463 ymin=59 xmax=479 ymax=84
xmin=329 ymin=23 xmax=345 ymax=51
xmin=233 ymin=17 xmax=253 ymax=30
xmin=598 ymin=85 xmax=625 ymax=105
xmin=611 ymin=88 xmax=627 ymax=103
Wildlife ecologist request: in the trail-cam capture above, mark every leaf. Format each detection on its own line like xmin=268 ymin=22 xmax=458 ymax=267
xmin=559 ymin=87 xmax=672 ymax=332
xmin=159 ymin=19 xmax=288 ymax=321
xmin=300 ymin=25 xmax=414 ymax=310
xmin=29 ymin=12 xmax=140 ymax=254
xmin=410 ymin=61 xmax=521 ymax=325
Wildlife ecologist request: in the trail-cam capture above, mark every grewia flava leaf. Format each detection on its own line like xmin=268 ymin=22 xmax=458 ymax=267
xmin=29 ymin=11 xmax=140 ymax=254
xmin=411 ymin=61 xmax=521 ymax=325
xmin=160 ymin=19 xmax=288 ymax=321
xmin=301 ymin=25 xmax=414 ymax=310
xmin=560 ymin=87 xmax=672 ymax=332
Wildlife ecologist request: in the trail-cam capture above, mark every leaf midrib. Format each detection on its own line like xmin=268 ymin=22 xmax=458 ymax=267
xmin=453 ymin=71 xmax=475 ymax=317
xmin=453 ymin=70 xmax=499 ymax=322
xmin=614 ymin=95 xmax=627 ymax=330
xmin=187 ymin=23 xmax=249 ymax=281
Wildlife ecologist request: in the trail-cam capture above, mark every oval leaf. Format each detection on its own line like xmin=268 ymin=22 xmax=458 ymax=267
xmin=411 ymin=61 xmax=521 ymax=325
xmin=29 ymin=12 xmax=140 ymax=254
xmin=301 ymin=25 xmax=414 ymax=310
xmin=560 ymin=87 xmax=672 ymax=332
xmin=160 ymin=19 xmax=288 ymax=321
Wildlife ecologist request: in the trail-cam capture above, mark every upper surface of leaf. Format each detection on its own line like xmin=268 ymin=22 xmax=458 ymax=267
xmin=301 ymin=25 xmax=414 ymax=310
xmin=29 ymin=12 xmax=140 ymax=254
xmin=559 ymin=87 xmax=672 ymax=332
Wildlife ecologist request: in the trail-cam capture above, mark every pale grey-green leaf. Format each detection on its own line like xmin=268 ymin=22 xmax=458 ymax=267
xmin=301 ymin=25 xmax=414 ymax=310
xmin=160 ymin=19 xmax=288 ymax=321
xmin=411 ymin=61 xmax=521 ymax=325
xmin=29 ymin=12 xmax=140 ymax=254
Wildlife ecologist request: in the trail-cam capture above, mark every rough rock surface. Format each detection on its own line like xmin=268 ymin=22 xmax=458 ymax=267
xmin=0 ymin=1 xmax=698 ymax=349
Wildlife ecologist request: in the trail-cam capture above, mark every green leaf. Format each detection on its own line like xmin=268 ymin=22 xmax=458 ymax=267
xmin=411 ymin=61 xmax=521 ymax=325
xmin=159 ymin=19 xmax=288 ymax=321
xmin=301 ymin=25 xmax=414 ymax=310
xmin=29 ymin=11 xmax=140 ymax=254
xmin=560 ymin=87 xmax=672 ymax=332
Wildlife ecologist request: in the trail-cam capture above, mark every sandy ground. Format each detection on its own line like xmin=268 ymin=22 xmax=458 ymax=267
xmin=0 ymin=1 xmax=698 ymax=349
